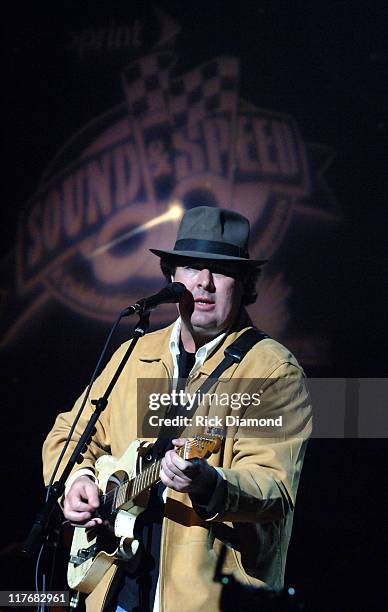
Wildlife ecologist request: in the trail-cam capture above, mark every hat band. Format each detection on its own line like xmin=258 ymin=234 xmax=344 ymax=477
xmin=174 ymin=239 xmax=249 ymax=259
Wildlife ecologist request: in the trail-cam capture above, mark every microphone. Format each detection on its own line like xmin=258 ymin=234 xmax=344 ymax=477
xmin=121 ymin=282 xmax=188 ymax=316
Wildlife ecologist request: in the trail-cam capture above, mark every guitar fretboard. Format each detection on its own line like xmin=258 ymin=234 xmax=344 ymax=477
xmin=113 ymin=457 xmax=162 ymax=510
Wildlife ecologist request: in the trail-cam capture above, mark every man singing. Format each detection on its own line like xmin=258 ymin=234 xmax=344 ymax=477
xmin=43 ymin=206 xmax=311 ymax=611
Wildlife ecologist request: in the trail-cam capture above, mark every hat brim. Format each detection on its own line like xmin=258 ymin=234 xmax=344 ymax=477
xmin=150 ymin=248 xmax=267 ymax=266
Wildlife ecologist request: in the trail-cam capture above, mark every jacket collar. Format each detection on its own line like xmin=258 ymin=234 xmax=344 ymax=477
xmin=195 ymin=309 xmax=254 ymax=378
xmin=138 ymin=309 xmax=254 ymax=379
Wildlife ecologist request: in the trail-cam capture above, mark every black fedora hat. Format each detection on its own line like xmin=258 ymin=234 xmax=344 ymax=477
xmin=150 ymin=206 xmax=267 ymax=266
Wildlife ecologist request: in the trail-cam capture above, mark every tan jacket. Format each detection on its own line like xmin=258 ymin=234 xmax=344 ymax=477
xmin=42 ymin=319 xmax=311 ymax=612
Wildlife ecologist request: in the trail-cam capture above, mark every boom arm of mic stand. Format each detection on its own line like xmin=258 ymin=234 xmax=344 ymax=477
xmin=23 ymin=311 xmax=150 ymax=557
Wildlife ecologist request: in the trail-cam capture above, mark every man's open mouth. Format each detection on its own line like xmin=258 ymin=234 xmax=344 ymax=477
xmin=194 ymin=297 xmax=214 ymax=304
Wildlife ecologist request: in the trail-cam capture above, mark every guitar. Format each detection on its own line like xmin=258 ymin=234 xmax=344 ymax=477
xmin=67 ymin=431 xmax=223 ymax=594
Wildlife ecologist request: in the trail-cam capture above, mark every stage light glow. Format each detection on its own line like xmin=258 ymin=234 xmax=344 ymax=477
xmin=88 ymin=201 xmax=184 ymax=258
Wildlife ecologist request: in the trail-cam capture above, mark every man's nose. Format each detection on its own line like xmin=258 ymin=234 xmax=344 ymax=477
xmin=197 ymin=268 xmax=215 ymax=290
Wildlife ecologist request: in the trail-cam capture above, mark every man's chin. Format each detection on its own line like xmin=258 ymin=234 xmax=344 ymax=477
xmin=190 ymin=319 xmax=221 ymax=338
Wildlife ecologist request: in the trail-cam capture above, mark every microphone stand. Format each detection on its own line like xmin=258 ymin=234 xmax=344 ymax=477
xmin=24 ymin=310 xmax=150 ymax=558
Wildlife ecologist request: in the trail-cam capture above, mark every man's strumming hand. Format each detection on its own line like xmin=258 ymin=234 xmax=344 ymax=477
xmin=63 ymin=475 xmax=102 ymax=528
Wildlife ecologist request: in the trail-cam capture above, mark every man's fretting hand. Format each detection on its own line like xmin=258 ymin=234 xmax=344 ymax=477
xmin=160 ymin=438 xmax=219 ymax=497
xmin=63 ymin=475 xmax=102 ymax=528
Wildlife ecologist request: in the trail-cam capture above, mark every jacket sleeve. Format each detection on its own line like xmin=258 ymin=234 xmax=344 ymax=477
xmin=195 ymin=362 xmax=312 ymax=523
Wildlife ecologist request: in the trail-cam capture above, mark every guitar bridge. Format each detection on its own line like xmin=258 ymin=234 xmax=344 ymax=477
xmin=70 ymin=543 xmax=98 ymax=567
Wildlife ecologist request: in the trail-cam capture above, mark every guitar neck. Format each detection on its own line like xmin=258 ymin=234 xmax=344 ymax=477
xmin=113 ymin=457 xmax=162 ymax=511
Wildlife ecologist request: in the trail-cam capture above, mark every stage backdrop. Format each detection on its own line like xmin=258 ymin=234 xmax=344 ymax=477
xmin=1 ymin=3 xmax=343 ymax=369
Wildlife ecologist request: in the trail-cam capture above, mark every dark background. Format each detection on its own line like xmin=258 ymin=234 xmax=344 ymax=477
xmin=1 ymin=1 xmax=387 ymax=610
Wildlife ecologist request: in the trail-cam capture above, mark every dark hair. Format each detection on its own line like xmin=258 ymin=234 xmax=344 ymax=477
xmin=160 ymin=256 xmax=261 ymax=306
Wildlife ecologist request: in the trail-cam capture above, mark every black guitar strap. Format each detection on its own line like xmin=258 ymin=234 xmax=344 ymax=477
xmin=151 ymin=327 xmax=269 ymax=458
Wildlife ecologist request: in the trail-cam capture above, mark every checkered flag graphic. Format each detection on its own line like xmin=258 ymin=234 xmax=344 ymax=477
xmin=168 ymin=56 xmax=239 ymax=129
xmin=122 ymin=52 xmax=175 ymax=203
xmin=122 ymin=52 xmax=172 ymax=124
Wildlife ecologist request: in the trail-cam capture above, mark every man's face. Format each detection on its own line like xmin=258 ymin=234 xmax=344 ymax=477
xmin=173 ymin=259 xmax=243 ymax=340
